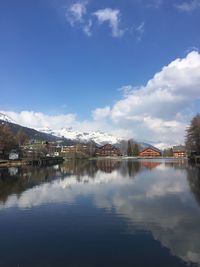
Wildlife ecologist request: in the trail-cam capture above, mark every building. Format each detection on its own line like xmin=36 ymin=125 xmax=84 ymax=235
xmin=173 ymin=145 xmax=187 ymax=158
xmin=61 ymin=145 xmax=88 ymax=154
xmin=139 ymin=147 xmax=161 ymax=157
xmin=21 ymin=141 xmax=61 ymax=158
xmin=61 ymin=145 xmax=76 ymax=153
xmin=95 ymin=144 xmax=121 ymax=157
xmin=9 ymin=150 xmax=19 ymax=160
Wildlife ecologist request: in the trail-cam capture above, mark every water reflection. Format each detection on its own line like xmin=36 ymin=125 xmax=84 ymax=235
xmin=0 ymin=159 xmax=200 ymax=266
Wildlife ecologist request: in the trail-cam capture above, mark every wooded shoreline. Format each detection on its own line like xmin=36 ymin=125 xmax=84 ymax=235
xmin=0 ymin=156 xmax=189 ymax=168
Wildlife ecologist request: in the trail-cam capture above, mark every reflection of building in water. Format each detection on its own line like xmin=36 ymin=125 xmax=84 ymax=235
xmin=141 ymin=161 xmax=161 ymax=169
xmin=96 ymin=160 xmax=121 ymax=173
xmin=61 ymin=159 xmax=142 ymax=178
xmin=61 ymin=159 xmax=122 ymax=175
xmin=139 ymin=147 xmax=161 ymax=157
xmin=60 ymin=160 xmax=98 ymax=178
xmin=96 ymin=144 xmax=121 ymax=157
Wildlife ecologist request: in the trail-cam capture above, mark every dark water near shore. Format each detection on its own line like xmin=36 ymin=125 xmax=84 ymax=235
xmin=0 ymin=159 xmax=200 ymax=267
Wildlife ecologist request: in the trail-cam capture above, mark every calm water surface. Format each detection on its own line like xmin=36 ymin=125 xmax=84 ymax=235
xmin=0 ymin=159 xmax=200 ymax=267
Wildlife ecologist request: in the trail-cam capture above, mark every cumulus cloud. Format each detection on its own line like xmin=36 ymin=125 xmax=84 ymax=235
xmin=93 ymin=8 xmax=124 ymax=37
xmin=108 ymin=51 xmax=200 ymax=146
xmin=0 ymin=111 xmax=76 ymax=130
xmin=176 ymin=0 xmax=200 ymax=11
xmin=92 ymin=106 xmax=111 ymax=121
xmin=1 ymin=51 xmax=200 ymax=148
xmin=112 ymin=51 xmax=200 ymax=121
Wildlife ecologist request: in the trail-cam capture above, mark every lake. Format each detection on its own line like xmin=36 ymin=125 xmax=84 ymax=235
xmin=0 ymin=159 xmax=200 ymax=267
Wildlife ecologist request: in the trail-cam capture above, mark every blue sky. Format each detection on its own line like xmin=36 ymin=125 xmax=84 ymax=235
xmin=0 ymin=0 xmax=200 ymax=147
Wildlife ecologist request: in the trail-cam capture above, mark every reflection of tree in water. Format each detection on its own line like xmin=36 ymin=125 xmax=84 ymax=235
xmin=62 ymin=159 xmax=122 ymax=176
xmin=63 ymin=159 xmax=142 ymax=178
xmin=0 ymin=165 xmax=64 ymax=204
xmin=187 ymin=164 xmax=200 ymax=205
xmin=96 ymin=159 xmax=121 ymax=173
xmin=127 ymin=160 xmax=140 ymax=177
xmin=165 ymin=160 xmax=188 ymax=170
xmin=61 ymin=160 xmax=98 ymax=178
xmin=0 ymin=159 xmax=162 ymax=205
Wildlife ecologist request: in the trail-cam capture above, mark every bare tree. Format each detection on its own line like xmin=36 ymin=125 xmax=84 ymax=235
xmin=16 ymin=128 xmax=28 ymax=146
xmin=0 ymin=124 xmax=18 ymax=158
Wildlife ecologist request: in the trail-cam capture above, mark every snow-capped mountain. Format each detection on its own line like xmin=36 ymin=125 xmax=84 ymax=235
xmin=0 ymin=113 xmax=16 ymax=124
xmin=38 ymin=127 xmax=122 ymax=145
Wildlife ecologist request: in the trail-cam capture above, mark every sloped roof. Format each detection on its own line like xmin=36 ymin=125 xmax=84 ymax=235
xmin=139 ymin=146 xmax=161 ymax=154
xmin=173 ymin=145 xmax=186 ymax=152
xmin=98 ymin=144 xmax=116 ymax=149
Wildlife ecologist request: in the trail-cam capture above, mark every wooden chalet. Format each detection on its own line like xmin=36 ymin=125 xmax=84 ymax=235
xmin=173 ymin=145 xmax=187 ymax=158
xmin=95 ymin=144 xmax=121 ymax=157
xmin=139 ymin=147 xmax=161 ymax=157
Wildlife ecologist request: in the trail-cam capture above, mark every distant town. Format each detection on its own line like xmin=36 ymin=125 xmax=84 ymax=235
xmin=0 ymin=113 xmax=200 ymax=167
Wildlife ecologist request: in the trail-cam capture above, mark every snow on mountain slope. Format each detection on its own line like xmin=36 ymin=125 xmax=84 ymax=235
xmin=38 ymin=127 xmax=122 ymax=145
xmin=0 ymin=113 xmax=16 ymax=124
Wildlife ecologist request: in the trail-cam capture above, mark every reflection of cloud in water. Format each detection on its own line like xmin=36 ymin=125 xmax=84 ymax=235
xmin=1 ymin=162 xmax=200 ymax=266
xmin=0 ymin=170 xmax=132 ymax=209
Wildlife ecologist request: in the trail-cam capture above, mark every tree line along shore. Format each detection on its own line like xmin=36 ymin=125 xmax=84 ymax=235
xmin=0 ymin=114 xmax=200 ymax=167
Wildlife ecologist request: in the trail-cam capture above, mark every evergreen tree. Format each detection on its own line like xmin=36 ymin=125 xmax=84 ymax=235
xmin=132 ymin=143 xmax=140 ymax=156
xmin=127 ymin=140 xmax=132 ymax=156
xmin=186 ymin=114 xmax=200 ymax=155
xmin=163 ymin=148 xmax=173 ymax=157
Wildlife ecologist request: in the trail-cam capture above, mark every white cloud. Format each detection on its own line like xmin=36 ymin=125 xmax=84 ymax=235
xmin=92 ymin=106 xmax=111 ymax=121
xmin=109 ymin=51 xmax=200 ymax=145
xmin=66 ymin=1 xmax=87 ymax=25
xmin=176 ymin=0 xmax=200 ymax=11
xmin=186 ymin=46 xmax=199 ymax=54
xmin=65 ymin=1 xmax=92 ymax=36
xmin=65 ymin=4 xmax=134 ymax=38
xmin=0 ymin=110 xmax=76 ymax=130
xmin=65 ymin=4 xmax=125 ymax=38
xmin=93 ymin=8 xmax=124 ymax=37
xmin=83 ymin=19 xmax=92 ymax=36
xmin=1 ymin=51 xmax=200 ymax=148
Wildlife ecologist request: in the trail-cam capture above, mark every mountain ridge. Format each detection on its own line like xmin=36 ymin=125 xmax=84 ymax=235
xmin=37 ymin=127 xmax=122 ymax=146
xmin=0 ymin=115 xmax=155 ymax=149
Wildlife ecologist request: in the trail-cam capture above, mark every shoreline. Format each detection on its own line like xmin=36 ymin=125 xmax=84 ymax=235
xmin=0 ymin=156 xmax=64 ymax=168
xmin=0 ymin=156 xmax=188 ymax=168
